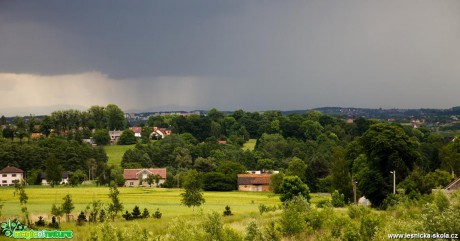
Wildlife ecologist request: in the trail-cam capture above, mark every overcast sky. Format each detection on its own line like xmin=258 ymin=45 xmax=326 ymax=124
xmin=1 ymin=1 xmax=460 ymax=116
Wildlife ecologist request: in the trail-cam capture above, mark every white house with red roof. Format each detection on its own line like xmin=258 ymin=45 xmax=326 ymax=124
xmin=123 ymin=168 xmax=167 ymax=187
xmin=0 ymin=166 xmax=24 ymax=186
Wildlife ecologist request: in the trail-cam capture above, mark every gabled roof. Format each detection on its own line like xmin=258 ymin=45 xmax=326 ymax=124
xmin=444 ymin=177 xmax=460 ymax=191
xmin=237 ymin=174 xmax=271 ymax=185
xmin=123 ymin=168 xmax=167 ymax=180
xmin=0 ymin=166 xmax=24 ymax=174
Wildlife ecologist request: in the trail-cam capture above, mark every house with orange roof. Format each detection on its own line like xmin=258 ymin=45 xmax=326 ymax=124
xmin=123 ymin=168 xmax=167 ymax=187
xmin=237 ymin=173 xmax=272 ymax=192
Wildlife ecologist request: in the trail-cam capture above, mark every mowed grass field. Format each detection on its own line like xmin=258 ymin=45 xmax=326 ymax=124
xmin=0 ymin=186 xmax=332 ymax=240
xmin=0 ymin=186 xmax=289 ymax=239
xmin=104 ymin=144 xmax=135 ymax=167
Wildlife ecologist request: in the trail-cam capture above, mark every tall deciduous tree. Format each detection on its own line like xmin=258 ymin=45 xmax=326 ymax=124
xmin=45 ymin=155 xmax=64 ymax=188
xmin=181 ymin=169 xmax=205 ymax=212
xmin=105 ymin=104 xmax=126 ymax=130
xmin=357 ymin=123 xmax=421 ymax=207
xmin=279 ymin=176 xmax=311 ymax=203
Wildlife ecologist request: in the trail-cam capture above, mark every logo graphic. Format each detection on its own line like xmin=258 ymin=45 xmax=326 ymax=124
xmin=1 ymin=219 xmax=73 ymax=239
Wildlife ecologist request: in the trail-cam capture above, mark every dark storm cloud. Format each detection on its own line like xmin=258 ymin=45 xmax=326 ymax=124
xmin=1 ymin=0 xmax=460 ymax=114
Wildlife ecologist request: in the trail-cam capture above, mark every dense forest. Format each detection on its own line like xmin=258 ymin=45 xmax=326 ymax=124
xmin=1 ymin=105 xmax=460 ymax=208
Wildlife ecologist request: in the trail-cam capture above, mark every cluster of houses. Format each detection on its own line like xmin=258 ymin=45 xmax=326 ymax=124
xmin=3 ymin=165 xmax=460 ymax=199
xmin=108 ymin=127 xmax=172 ymax=144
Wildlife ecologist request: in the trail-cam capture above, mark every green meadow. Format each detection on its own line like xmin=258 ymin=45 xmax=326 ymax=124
xmin=104 ymin=144 xmax=135 ymax=167
xmin=0 ymin=186 xmax=295 ymax=240
xmin=242 ymin=139 xmax=257 ymax=151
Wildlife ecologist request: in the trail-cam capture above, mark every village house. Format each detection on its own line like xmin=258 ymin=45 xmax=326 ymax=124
xmin=150 ymin=127 xmax=172 ymax=139
xmin=123 ymin=168 xmax=167 ymax=187
xmin=109 ymin=131 xmax=123 ymax=144
xmin=40 ymin=172 xmax=70 ymax=185
xmin=237 ymin=173 xmax=272 ymax=192
xmin=129 ymin=127 xmax=143 ymax=138
xmin=0 ymin=166 xmax=24 ymax=186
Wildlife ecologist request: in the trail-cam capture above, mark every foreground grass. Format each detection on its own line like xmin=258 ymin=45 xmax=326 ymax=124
xmin=0 ymin=186 xmax=285 ymax=240
xmin=104 ymin=144 xmax=135 ymax=167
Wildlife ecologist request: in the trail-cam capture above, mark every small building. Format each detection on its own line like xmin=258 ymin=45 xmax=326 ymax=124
xmin=237 ymin=174 xmax=271 ymax=192
xmin=150 ymin=127 xmax=172 ymax=139
xmin=109 ymin=131 xmax=123 ymax=144
xmin=129 ymin=127 xmax=143 ymax=138
xmin=443 ymin=177 xmax=460 ymax=194
xmin=0 ymin=166 xmax=24 ymax=186
xmin=41 ymin=172 xmax=69 ymax=185
xmin=123 ymin=168 xmax=167 ymax=187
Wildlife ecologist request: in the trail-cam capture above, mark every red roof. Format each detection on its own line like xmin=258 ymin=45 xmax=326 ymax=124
xmin=123 ymin=168 xmax=167 ymax=180
xmin=0 ymin=166 xmax=24 ymax=174
xmin=129 ymin=127 xmax=143 ymax=134
xmin=237 ymin=174 xmax=271 ymax=185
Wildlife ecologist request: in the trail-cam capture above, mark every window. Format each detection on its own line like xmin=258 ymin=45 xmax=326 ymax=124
xmin=12 ymin=174 xmax=16 ymax=177
xmin=2 ymin=180 xmax=6 ymax=183
xmin=130 ymin=182 xmax=134 ymax=186
xmin=1 ymin=174 xmax=6 ymax=177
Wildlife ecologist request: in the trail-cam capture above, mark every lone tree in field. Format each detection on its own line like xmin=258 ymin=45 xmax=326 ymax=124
xmin=107 ymin=185 xmax=123 ymax=221
xmin=181 ymin=169 xmax=205 ymax=212
xmin=15 ymin=181 xmax=29 ymax=224
xmin=61 ymin=194 xmax=74 ymax=222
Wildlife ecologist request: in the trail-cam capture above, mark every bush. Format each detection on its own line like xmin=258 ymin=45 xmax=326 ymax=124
xmin=76 ymin=211 xmax=87 ymax=226
xmin=263 ymin=221 xmax=282 ymax=241
xmin=347 ymin=205 xmax=370 ymax=219
xmin=316 ymin=200 xmax=331 ymax=208
xmin=223 ymin=205 xmax=233 ymax=216
xmin=153 ymin=208 xmax=162 ymax=219
xmin=122 ymin=210 xmax=133 ymax=221
xmin=142 ymin=208 xmax=150 ymax=218
xmin=331 ymin=190 xmax=345 ymax=207
xmin=279 ymin=176 xmax=311 ymax=203
xmin=245 ymin=220 xmax=264 ymax=241
xmin=131 ymin=205 xmax=141 ymax=219
xmin=35 ymin=216 xmax=46 ymax=227
xmin=258 ymin=204 xmax=277 ymax=215
xmin=359 ymin=213 xmax=381 ymax=240
xmin=48 ymin=216 xmax=59 ymax=229
xmin=280 ymin=195 xmax=309 ymax=236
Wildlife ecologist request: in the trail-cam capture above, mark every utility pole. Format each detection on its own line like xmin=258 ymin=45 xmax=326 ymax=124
xmin=352 ymin=178 xmax=358 ymax=204
xmin=390 ymin=170 xmax=396 ymax=194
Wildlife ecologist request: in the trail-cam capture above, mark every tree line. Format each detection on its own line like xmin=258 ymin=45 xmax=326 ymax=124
xmin=2 ymin=107 xmax=460 ymax=207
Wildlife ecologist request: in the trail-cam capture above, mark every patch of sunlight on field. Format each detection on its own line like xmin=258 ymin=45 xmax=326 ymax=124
xmin=242 ymin=139 xmax=257 ymax=151
xmin=104 ymin=144 xmax=135 ymax=167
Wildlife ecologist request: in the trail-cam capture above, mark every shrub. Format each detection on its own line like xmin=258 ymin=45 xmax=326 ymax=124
xmin=316 ymin=200 xmax=331 ymax=208
xmin=359 ymin=213 xmax=381 ymax=240
xmin=122 ymin=210 xmax=133 ymax=221
xmin=263 ymin=221 xmax=282 ymax=241
xmin=76 ymin=211 xmax=87 ymax=226
xmin=223 ymin=205 xmax=233 ymax=216
xmin=48 ymin=216 xmax=59 ymax=229
xmin=99 ymin=209 xmax=106 ymax=222
xmin=142 ymin=208 xmax=150 ymax=218
xmin=153 ymin=208 xmax=162 ymax=219
xmin=280 ymin=195 xmax=309 ymax=236
xmin=35 ymin=216 xmax=46 ymax=227
xmin=331 ymin=190 xmax=345 ymax=207
xmin=279 ymin=176 xmax=311 ymax=203
xmin=347 ymin=205 xmax=370 ymax=219
xmin=131 ymin=205 xmax=141 ymax=219
xmin=245 ymin=220 xmax=264 ymax=241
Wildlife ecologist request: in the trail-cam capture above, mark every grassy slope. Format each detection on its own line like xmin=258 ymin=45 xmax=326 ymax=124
xmin=242 ymin=139 xmax=257 ymax=151
xmin=104 ymin=144 xmax=135 ymax=167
